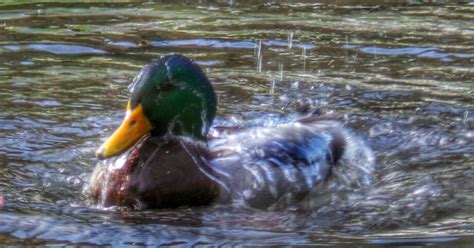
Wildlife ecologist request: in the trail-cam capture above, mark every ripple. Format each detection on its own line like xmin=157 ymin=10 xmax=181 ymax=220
xmin=346 ymin=45 xmax=474 ymax=61
xmin=151 ymin=39 xmax=317 ymax=50
xmin=3 ymin=44 xmax=107 ymax=55
xmin=151 ymin=39 xmax=255 ymax=49
xmin=107 ymin=41 xmax=139 ymax=48
xmin=263 ymin=40 xmax=317 ymax=49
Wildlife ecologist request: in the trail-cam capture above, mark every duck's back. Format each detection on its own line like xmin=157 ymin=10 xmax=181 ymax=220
xmin=207 ymin=120 xmax=352 ymax=209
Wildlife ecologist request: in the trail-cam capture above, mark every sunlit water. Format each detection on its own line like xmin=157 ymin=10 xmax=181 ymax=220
xmin=0 ymin=0 xmax=473 ymax=246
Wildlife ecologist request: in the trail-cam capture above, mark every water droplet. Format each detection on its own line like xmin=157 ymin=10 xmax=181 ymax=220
xmin=36 ymin=9 xmax=45 ymax=15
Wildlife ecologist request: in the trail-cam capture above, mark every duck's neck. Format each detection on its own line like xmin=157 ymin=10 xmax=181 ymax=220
xmin=147 ymin=105 xmax=213 ymax=141
xmin=125 ymin=136 xmax=220 ymax=208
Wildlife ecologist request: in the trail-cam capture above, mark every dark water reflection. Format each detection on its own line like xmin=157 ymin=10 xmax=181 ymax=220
xmin=0 ymin=0 xmax=473 ymax=246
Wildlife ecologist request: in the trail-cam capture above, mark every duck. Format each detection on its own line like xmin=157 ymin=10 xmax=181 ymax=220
xmin=87 ymin=54 xmax=373 ymax=210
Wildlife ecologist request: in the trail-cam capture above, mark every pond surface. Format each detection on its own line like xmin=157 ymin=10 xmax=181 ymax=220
xmin=0 ymin=0 xmax=473 ymax=246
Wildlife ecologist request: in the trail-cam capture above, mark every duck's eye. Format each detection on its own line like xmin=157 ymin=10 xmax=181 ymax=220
xmin=130 ymin=120 xmax=137 ymax=126
xmin=160 ymin=82 xmax=175 ymax=92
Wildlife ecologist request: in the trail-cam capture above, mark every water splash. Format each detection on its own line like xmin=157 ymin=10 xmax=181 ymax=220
xmin=288 ymin=31 xmax=294 ymax=50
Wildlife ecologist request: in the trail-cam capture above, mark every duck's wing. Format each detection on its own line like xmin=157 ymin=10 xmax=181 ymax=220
xmin=207 ymin=120 xmax=349 ymax=209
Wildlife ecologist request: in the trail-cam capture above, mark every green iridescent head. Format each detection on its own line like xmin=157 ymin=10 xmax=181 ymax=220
xmin=96 ymin=54 xmax=216 ymax=159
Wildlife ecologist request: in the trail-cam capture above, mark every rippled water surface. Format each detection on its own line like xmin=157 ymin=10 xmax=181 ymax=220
xmin=0 ymin=0 xmax=473 ymax=246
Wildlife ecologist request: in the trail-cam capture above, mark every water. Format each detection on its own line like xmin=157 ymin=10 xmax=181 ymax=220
xmin=0 ymin=0 xmax=473 ymax=246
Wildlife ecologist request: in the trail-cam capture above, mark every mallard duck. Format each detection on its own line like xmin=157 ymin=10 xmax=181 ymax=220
xmin=87 ymin=54 xmax=372 ymax=209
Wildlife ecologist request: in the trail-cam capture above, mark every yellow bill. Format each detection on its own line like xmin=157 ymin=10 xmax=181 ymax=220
xmin=96 ymin=103 xmax=152 ymax=160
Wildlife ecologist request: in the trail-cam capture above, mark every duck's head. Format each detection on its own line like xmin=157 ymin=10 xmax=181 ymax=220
xmin=96 ymin=55 xmax=216 ymax=160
